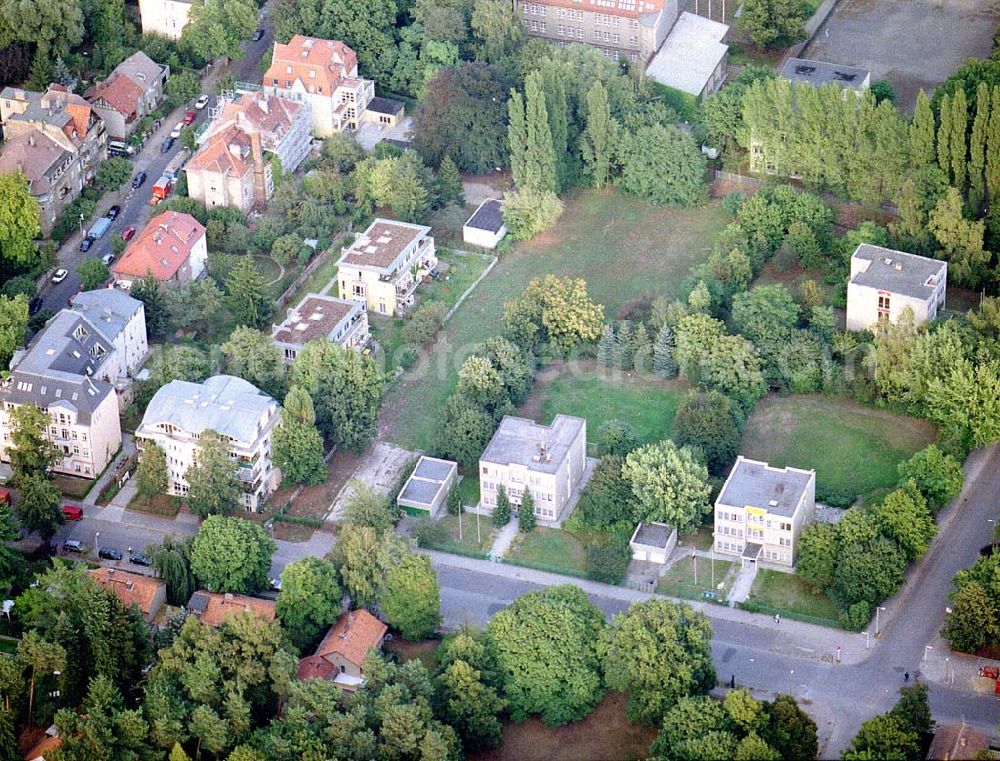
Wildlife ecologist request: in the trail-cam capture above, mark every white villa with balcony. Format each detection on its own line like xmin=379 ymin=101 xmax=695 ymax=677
xmin=336 ymin=219 xmax=437 ymax=317
xmin=137 ymin=375 xmax=281 ymax=511
xmin=271 ymin=293 xmax=370 ymax=363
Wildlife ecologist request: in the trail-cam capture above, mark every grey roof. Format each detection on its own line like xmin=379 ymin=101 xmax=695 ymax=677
xmin=399 ymin=478 xmax=443 ymax=506
xmin=779 ymin=57 xmax=870 ymax=91
xmin=718 ymin=457 xmax=814 ymax=518
xmin=413 ymin=456 xmax=456 ymax=482
xmin=632 ymin=521 xmax=672 ymax=548
xmin=186 ymin=590 xmax=210 ymax=616
xmin=141 ymin=375 xmax=277 ymax=444
xmin=0 ymin=310 xmax=115 ymax=423
xmin=465 ymin=199 xmax=504 ymax=233
xmin=69 ymin=289 xmax=143 ymax=344
xmin=850 ymin=244 xmax=946 ymax=300
xmin=367 ymin=96 xmax=404 ymax=116
xmin=398 ymin=456 xmax=455 ymax=508
xmin=646 ymin=12 xmax=729 ymax=96
xmin=481 ymin=415 xmax=585 ymax=475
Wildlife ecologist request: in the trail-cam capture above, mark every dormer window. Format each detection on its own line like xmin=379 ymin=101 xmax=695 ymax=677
xmin=73 ymin=324 xmax=88 ymax=342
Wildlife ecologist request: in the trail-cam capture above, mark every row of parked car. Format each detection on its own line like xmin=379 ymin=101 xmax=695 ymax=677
xmin=61 ymin=539 xmax=151 ymax=566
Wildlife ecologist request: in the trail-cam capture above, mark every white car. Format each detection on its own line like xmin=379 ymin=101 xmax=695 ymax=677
xmin=101 ymin=252 xmax=116 ymax=266
xmin=51 ymin=268 xmax=68 ymax=284
xmin=170 ymin=122 xmax=184 ymax=138
xmin=195 ymin=94 xmax=210 ymax=110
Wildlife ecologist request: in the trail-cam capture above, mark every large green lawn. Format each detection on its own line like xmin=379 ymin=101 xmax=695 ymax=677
xmin=380 ymin=190 xmax=731 ymax=449
xmin=506 ymin=527 xmax=588 ymax=575
xmin=658 ymin=557 xmax=735 ymax=600
xmin=523 ymin=364 xmax=685 ymax=449
xmin=746 ymin=569 xmax=842 ymax=626
xmin=741 ymin=395 xmax=936 ymax=506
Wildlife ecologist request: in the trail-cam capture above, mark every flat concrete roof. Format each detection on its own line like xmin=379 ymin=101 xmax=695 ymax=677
xmin=631 ymin=521 xmax=672 ymax=548
xmin=481 ymin=415 xmax=585 ymax=475
xmin=646 ymin=12 xmax=729 ymax=96
xmin=718 ymin=457 xmax=813 ymax=518
xmin=397 ymin=455 xmax=456 ymax=509
xmin=414 ymin=456 xmax=456 ymax=481
xmin=850 ymin=243 xmax=946 ymax=301
xmin=779 ymin=57 xmax=870 ymax=91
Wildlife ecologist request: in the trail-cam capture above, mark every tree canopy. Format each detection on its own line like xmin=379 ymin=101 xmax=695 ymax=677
xmin=189 ymin=516 xmax=276 ymax=594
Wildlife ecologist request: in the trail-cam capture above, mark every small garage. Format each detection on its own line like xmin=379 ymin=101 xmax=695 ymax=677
xmin=396 ymin=456 xmax=457 ymax=517
xmin=629 ymin=521 xmax=678 ymax=564
xmin=462 ymin=198 xmax=506 ymax=250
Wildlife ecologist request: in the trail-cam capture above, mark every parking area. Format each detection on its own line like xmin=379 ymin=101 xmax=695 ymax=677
xmin=804 ymin=0 xmax=1000 ymax=112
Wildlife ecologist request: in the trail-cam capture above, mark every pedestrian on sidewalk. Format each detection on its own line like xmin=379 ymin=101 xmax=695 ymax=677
xmin=904 ymin=671 xmax=909 ymax=682
xmin=774 ymin=613 xmax=780 ymax=624
xmin=730 ymin=674 xmax=736 ymax=689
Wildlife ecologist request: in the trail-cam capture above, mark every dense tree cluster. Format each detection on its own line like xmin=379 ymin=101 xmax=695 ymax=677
xmin=842 ymin=683 xmax=933 ymax=761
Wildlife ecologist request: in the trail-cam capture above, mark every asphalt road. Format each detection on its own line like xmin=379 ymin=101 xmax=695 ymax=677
xmin=40 ymin=2 xmax=276 ymax=312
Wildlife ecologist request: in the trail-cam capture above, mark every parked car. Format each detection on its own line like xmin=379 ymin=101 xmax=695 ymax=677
xmin=101 ymin=252 xmax=116 ymax=266
xmin=79 ymin=237 xmax=93 ymax=252
xmin=63 ymin=539 xmax=83 ymax=553
xmin=28 ymin=297 xmax=43 ymax=315
xmin=160 ymin=137 xmax=174 ymax=153
xmin=98 ymin=546 xmax=123 ymax=561
xmin=132 ymin=171 xmax=147 ymax=188
xmin=0 ymin=489 xmax=10 ymax=506
xmin=62 ymin=504 xmax=83 ymax=521
xmin=183 ymin=111 xmax=196 ymax=125
xmin=129 ymin=552 xmax=152 ymax=567
xmin=252 ymin=28 xmax=264 ymax=41
xmin=107 ymin=205 xmax=121 ymax=220
xmin=195 ymin=94 xmax=210 ymax=110
xmin=122 ymin=225 xmax=137 ymax=241
xmin=51 ymin=268 xmax=68 ymax=283
xmin=170 ymin=122 xmax=184 ymax=138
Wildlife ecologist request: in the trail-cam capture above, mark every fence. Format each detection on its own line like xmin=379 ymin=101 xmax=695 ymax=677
xmin=500 ymin=556 xmax=592 ymax=580
xmin=737 ymin=599 xmax=843 ymax=629
xmin=274 ymin=228 xmax=351 ymax=311
xmin=420 ymin=540 xmax=491 ymax=561
xmin=713 ymin=169 xmax=766 ymax=190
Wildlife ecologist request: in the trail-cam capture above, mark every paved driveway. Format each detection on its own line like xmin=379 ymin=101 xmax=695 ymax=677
xmin=804 ymin=0 xmax=1000 ymax=112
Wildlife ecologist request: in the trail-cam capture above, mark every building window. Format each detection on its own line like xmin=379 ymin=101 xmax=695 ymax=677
xmin=877 ymin=292 xmax=891 ymax=319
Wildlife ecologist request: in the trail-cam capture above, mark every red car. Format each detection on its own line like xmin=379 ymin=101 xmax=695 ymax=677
xmin=182 ymin=111 xmax=196 ymax=125
xmin=62 ymin=505 xmax=83 ymax=521
xmin=122 ymin=226 xmax=137 ymax=241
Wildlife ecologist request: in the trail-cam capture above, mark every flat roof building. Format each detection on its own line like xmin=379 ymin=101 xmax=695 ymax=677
xmin=646 ymin=12 xmax=730 ymax=97
xmin=778 ymin=57 xmax=871 ymax=92
xmin=846 ymin=244 xmax=947 ymax=332
xmin=270 ymin=293 xmax=370 ymax=363
xmin=397 ymin=456 xmax=457 ymax=516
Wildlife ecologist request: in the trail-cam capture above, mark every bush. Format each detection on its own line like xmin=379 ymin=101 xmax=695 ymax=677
xmin=839 ymin=600 xmax=871 ymax=631
xmin=412 ymin=516 xmax=449 ymax=548
xmin=397 ymin=346 xmax=418 ymax=370
xmin=52 ymin=197 xmax=97 ymax=243
xmin=597 ymin=419 xmax=641 ymax=457
xmin=402 ymin=300 xmax=447 ymax=346
xmin=585 ymin=538 xmax=630 ymax=584
xmin=503 ymin=189 xmax=564 ymax=240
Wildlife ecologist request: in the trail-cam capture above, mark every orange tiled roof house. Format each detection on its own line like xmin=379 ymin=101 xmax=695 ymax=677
xmin=90 ymin=567 xmax=167 ymax=622
xmin=85 ymin=51 xmax=168 ymax=140
xmin=297 ymin=610 xmax=387 ymax=691
xmin=112 ymin=211 xmax=207 ymax=290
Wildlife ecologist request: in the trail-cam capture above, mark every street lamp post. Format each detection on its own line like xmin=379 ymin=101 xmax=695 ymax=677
xmin=924 ymin=644 xmax=933 ymax=662
xmin=875 ymin=605 xmax=886 ymax=636
xmin=94 ymin=531 xmax=100 ymax=554
xmin=862 ymin=631 xmax=869 ymax=650
xmin=78 ymin=213 xmax=84 ymax=233
xmin=989 ymin=519 xmax=997 ymax=551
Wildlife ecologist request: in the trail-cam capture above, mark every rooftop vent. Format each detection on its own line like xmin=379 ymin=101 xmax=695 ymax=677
xmin=883 ymin=257 xmax=893 ymax=265
xmin=532 ymin=455 xmax=541 ymax=463
xmin=894 ymin=263 xmax=902 ymax=271
xmin=794 ymin=65 xmax=817 ymax=75
xmin=768 ymin=499 xmax=779 ymax=507
xmin=833 ymin=71 xmax=857 ymax=82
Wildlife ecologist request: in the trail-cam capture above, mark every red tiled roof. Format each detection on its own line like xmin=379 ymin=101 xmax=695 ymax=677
xmin=264 ymin=35 xmax=358 ymax=94
xmin=113 ymin=211 xmax=205 ymax=281
xmin=88 ymin=73 xmax=143 ymax=116
xmin=23 ymin=734 xmax=61 ymax=761
xmin=195 ymin=591 xmax=276 ymax=628
xmin=314 ymin=610 xmax=387 ymax=668
xmin=297 ymin=654 xmax=336 ymax=681
xmin=186 ymin=123 xmax=254 ymax=177
xmin=89 ymin=567 xmax=164 ymax=616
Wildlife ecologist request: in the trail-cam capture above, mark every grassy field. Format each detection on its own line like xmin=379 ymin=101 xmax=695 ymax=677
xmin=283 ymin=250 xmax=340 ymax=308
xmin=471 ymin=691 xmax=655 ymax=761
xmin=746 ymin=569 xmax=842 ymax=625
xmin=741 ymin=395 xmax=936 ymax=506
xmin=438 ymin=512 xmax=495 ymax=553
xmin=456 ymin=474 xmax=481 ymax=507
xmin=521 ymin=364 xmax=686 ymax=448
xmin=658 ymin=556 xmax=735 ymax=600
xmin=380 ymin=190 xmax=731 ymax=449
xmin=678 ymin=525 xmax=716 ymax=552
xmin=506 ymin=527 xmax=587 ymax=574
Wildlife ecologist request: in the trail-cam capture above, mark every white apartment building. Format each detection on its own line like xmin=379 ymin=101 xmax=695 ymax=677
xmin=336 ymin=219 xmax=437 ymax=317
xmin=203 ymin=92 xmax=312 ymax=174
xmin=846 ymin=244 xmax=947 ymax=332
xmin=137 ymin=375 xmax=281 ymax=511
xmin=262 ymin=36 xmax=375 ymax=137
xmin=271 ymin=293 xmax=370 ymax=363
xmin=479 ymin=415 xmax=587 ymax=522
xmin=0 ymin=295 xmax=146 ymax=478
xmin=714 ymin=456 xmax=816 ymax=568
xmin=138 ymin=0 xmax=193 ymax=40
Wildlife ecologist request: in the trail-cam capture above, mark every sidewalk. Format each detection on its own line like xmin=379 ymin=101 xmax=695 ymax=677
xmin=84 ymin=433 xmax=136 ymax=504
xmin=489 ymin=520 xmax=519 ymax=558
xmin=422 ymin=548 xmax=872 ymax=666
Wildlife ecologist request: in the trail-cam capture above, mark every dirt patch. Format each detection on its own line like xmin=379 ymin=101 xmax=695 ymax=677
xmin=470 ymin=692 xmax=656 ymax=761
xmin=385 ymin=637 xmax=441 ymax=671
xmin=328 ymin=442 xmax=419 ymax=521
xmin=269 ymin=449 xmax=362 ymax=520
xmin=271 ymin=522 xmax=315 ymax=542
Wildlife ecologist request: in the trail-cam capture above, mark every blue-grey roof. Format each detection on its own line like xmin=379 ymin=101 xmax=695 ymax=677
xmin=141 ymin=375 xmax=278 ymax=444
xmin=717 ymin=457 xmax=814 ymax=518
xmin=779 ymin=57 xmax=870 ymax=91
xmin=481 ymin=415 xmax=585 ymax=474
xmin=851 ymin=244 xmax=946 ymax=300
xmin=465 ymin=199 xmax=504 ymax=234
xmin=70 ymin=289 xmax=143 ymax=344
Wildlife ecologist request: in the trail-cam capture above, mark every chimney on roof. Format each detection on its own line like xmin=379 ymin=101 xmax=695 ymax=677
xmin=259 ymin=94 xmax=269 ymax=114
xmin=27 ymin=134 xmax=35 ymax=147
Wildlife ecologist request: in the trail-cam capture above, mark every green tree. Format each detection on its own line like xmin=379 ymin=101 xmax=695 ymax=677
xmin=735 ymin=0 xmax=806 ymax=48
xmin=502 ymin=275 xmax=604 ymax=355
xmin=509 ymin=71 xmax=557 ymax=194
xmin=611 ymin=321 xmax=634 ymax=370
xmin=16 ymin=630 xmax=66 ymax=728
xmin=578 ymin=455 xmax=635 ymax=529
xmin=597 ymin=420 xmax=640 ymax=458
xmin=581 ymin=80 xmax=614 ymax=188
xmin=181 ymin=0 xmax=257 ymax=61
xmin=731 ymin=284 xmax=799 ymax=342
xmin=185 ymin=430 xmax=241 ymax=517
xmin=436 ymin=658 xmax=506 ymax=752
xmin=969 ymin=82 xmax=989 ymax=210
xmin=761 ymin=694 xmax=819 ymax=761
xmin=94 ymin=157 xmax=132 ymax=192
xmin=221 ymin=326 xmax=285 ymax=398
xmin=131 ymin=273 xmax=170 ymax=339
xmin=341 ymin=481 xmax=398 ymax=534
xmin=950 ymin=87 xmax=968 ymax=192
xmin=648 ymin=695 xmax=734 ymax=759
xmin=832 ymin=536 xmax=906 ymax=608
xmin=225 ymin=256 xmax=270 ymax=328
xmin=0 ymin=294 xmax=28 ymax=371
xmin=165 ymin=69 xmax=201 ymax=109
xmin=942 ymin=581 xmax=999 ymax=653
xmin=539 ymin=62 xmax=569 ymax=192
xmin=0 ymin=172 xmax=40 ymax=268
xmin=446 ymin=483 xmax=462 ymax=516
xmin=622 ymin=440 xmax=712 ymax=533
xmin=276 ymin=556 xmax=342 ymax=649
xmin=987 ymin=85 xmax=1000 ymax=204
xmin=135 ymin=442 xmax=168 ymax=501
xmin=842 ymin=715 xmax=920 ymax=761
xmin=795 ymin=522 xmax=838 ymax=593
xmin=76 ymin=258 xmax=110 ymax=290
xmin=672 ymin=391 xmax=744 ymax=476
xmin=436 ymin=395 xmax=494 ymax=469
xmin=0 ymin=0 xmax=84 ymax=58
xmin=618 ymin=124 xmax=707 ymax=207
xmin=596 ymin=323 xmax=614 ymax=366
xmin=190 ymin=515 xmax=276 ymax=594
xmin=330 ymin=524 xmax=408 ymax=609
xmin=599 ymin=600 xmax=715 ymax=725
xmin=381 ymin=553 xmax=441 ymax=641
xmin=870 ymin=483 xmax=936 ymax=563
xmin=486 ymin=585 xmax=605 ymax=726
xmin=492 ymin=484 xmax=511 ymax=527
xmin=289 ymin=339 xmax=384 ymax=453
xmin=897 ymin=445 xmax=964 ymax=512
xmin=272 ymin=387 xmax=327 ymax=487
xmin=151 ymin=537 xmax=196 ymax=606
xmin=501 ymin=188 xmax=564 ymax=240
xmin=435 ymin=155 xmax=465 ymax=207
xmin=8 ymin=404 xmax=60 ymax=483
xmin=49 ymin=675 xmax=150 ymax=761
xmin=518 ymin=490 xmax=537 ymax=532
xmin=164 ymin=279 xmax=223 ymax=334
xmin=937 ymin=93 xmax=953 ymax=179
xmin=652 ymin=326 xmax=679 ymax=378
xmin=925 ymin=357 xmax=1000 ymax=452
xmin=470 ymin=0 xmax=523 ymax=64
xmin=13 ymin=472 xmax=61 ymax=539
